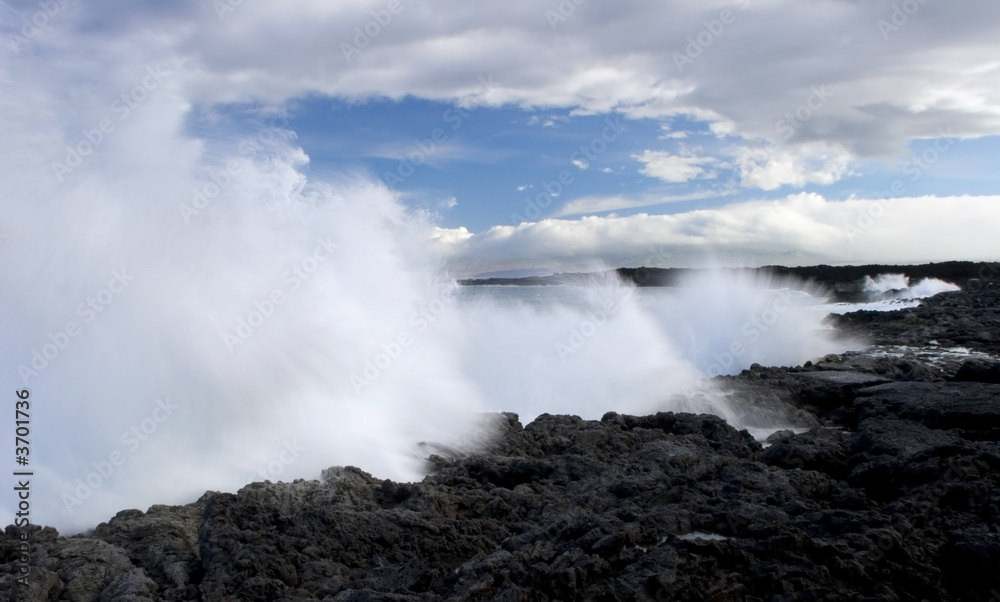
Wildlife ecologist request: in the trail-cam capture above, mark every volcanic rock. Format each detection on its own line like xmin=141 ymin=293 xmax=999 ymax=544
xmin=3 ymin=287 xmax=999 ymax=601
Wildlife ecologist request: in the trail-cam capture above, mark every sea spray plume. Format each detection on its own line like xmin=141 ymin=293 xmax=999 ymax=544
xmin=0 ymin=43 xmax=740 ymax=530
xmin=905 ymin=277 xmax=961 ymax=298
xmin=450 ymin=266 xmax=737 ymax=425
xmin=646 ymin=268 xmax=861 ymax=376
xmin=863 ymin=273 xmax=910 ymax=293
xmin=1 ymin=127 xmax=493 ymax=532
xmin=864 ymin=273 xmax=961 ymax=299
xmin=445 ymin=265 xmax=850 ymax=442
xmin=1 ymin=32 xmax=861 ymax=534
xmin=632 ymin=268 xmax=864 ymax=438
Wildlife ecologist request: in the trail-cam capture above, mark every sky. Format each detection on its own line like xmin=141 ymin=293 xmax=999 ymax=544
xmin=3 ymin=0 xmax=1000 ymax=274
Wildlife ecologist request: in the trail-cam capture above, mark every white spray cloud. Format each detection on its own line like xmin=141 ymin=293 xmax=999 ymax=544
xmin=905 ymin=278 xmax=961 ymax=299
xmin=4 ymin=129 xmax=863 ymax=533
xmin=863 ymin=273 xmax=911 ymax=293
xmin=864 ymin=274 xmax=961 ymax=299
xmin=0 ymin=29 xmax=495 ymax=532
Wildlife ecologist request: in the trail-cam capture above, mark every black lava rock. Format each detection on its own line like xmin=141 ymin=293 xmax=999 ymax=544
xmin=3 ymin=288 xmax=999 ymax=601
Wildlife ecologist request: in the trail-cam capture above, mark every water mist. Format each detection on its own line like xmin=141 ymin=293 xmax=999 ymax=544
xmin=2 ymin=83 xmax=857 ymax=534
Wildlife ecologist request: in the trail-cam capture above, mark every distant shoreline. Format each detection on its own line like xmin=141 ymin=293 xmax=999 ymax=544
xmin=459 ymin=260 xmax=996 ymax=303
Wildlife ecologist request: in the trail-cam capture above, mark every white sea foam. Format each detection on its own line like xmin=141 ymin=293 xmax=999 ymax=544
xmin=863 ymin=273 xmax=961 ymax=299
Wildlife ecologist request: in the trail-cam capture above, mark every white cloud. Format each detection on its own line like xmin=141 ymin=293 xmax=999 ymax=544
xmin=527 ymin=113 xmax=569 ymax=127
xmin=557 ymin=191 xmax=725 ymax=216
xmin=437 ymin=193 xmax=1000 ymax=273
xmin=364 ymin=139 xmax=515 ymax=166
xmin=9 ymin=1 xmax=997 ymax=163
xmin=735 ymin=142 xmax=854 ymax=190
xmin=571 ymin=158 xmax=590 ymax=170
xmin=633 ymin=150 xmax=718 ymax=183
xmin=432 ymin=225 xmax=474 ymax=245
xmin=659 ymin=124 xmax=689 ymax=139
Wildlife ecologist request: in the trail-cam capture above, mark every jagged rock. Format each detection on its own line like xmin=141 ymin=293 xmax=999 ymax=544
xmin=5 ymin=399 xmax=999 ymax=600
xmin=856 ymin=381 xmax=1000 ymax=435
xmin=762 ymin=427 xmax=852 ymax=478
xmin=3 ymin=288 xmax=1000 ymax=600
xmin=0 ymin=526 xmax=159 ymax=602
xmin=831 ymin=289 xmax=1000 ymax=355
xmin=952 ymin=358 xmax=1000 ymax=384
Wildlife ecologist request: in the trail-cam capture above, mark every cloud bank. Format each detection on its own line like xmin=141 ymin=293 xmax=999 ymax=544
xmin=436 ymin=193 xmax=1000 ymax=274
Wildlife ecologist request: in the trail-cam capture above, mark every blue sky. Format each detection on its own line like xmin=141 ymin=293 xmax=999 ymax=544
xmin=195 ymin=94 xmax=1000 ymax=239
xmin=285 ymin=98 xmax=722 ymax=231
xmin=5 ymin=0 xmax=1000 ymax=274
xmin=341 ymin=100 xmax=997 ymax=230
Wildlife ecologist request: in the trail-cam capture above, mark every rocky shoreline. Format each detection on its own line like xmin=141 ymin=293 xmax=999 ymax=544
xmin=461 ymin=261 xmax=998 ymax=303
xmin=3 ymin=289 xmax=1000 ymax=601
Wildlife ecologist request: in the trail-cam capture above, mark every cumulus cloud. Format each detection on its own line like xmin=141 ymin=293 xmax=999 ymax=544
xmin=735 ymin=142 xmax=854 ymax=190
xmin=25 ymin=0 xmax=991 ymax=165
xmin=3 ymin=1 xmax=995 ymax=266
xmin=7 ymin=0 xmax=990 ymax=258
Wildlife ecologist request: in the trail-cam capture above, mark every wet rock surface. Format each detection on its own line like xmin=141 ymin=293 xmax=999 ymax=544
xmin=829 ymin=289 xmax=1000 ymax=355
xmin=3 ymin=290 xmax=999 ymax=601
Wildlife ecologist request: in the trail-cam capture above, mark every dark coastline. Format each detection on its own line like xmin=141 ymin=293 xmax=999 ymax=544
xmin=3 ymin=282 xmax=1000 ymax=600
xmin=460 ymin=261 xmax=997 ymax=303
